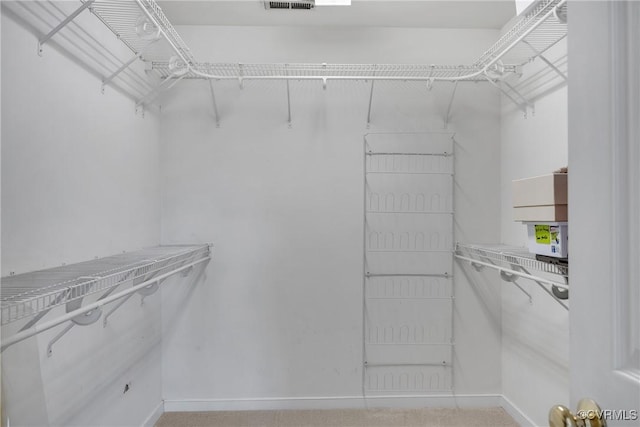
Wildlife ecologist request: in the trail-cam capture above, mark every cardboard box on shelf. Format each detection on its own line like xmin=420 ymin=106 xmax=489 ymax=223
xmin=512 ymin=173 xmax=568 ymax=207
xmin=513 ymin=205 xmax=568 ymax=222
xmin=525 ymin=221 xmax=568 ymax=258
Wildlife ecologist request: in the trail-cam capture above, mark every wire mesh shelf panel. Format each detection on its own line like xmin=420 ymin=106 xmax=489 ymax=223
xmin=501 ymin=10 xmax=567 ymax=66
xmin=1 ymin=245 xmax=210 ymax=325
xmin=455 ymin=243 xmax=568 ymax=277
xmin=151 ymin=62 xmax=492 ymax=81
xmin=147 ymin=0 xmax=565 ymax=82
xmin=473 ymin=0 xmax=567 ymax=69
xmin=88 ymin=0 xmax=194 ymax=63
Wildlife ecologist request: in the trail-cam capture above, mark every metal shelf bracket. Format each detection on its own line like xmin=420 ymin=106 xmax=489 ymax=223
xmin=102 ymin=53 xmax=143 ymax=94
xmin=208 ymin=80 xmax=220 ymax=128
xmin=285 ymin=64 xmax=292 ymax=128
xmin=38 ymin=0 xmax=95 ymax=56
xmin=427 ymin=65 xmax=436 ymax=91
xmin=136 ymin=72 xmax=186 ymax=108
xmin=104 ymin=267 xmax=167 ymax=326
xmin=47 ymin=323 xmax=74 ymax=357
xmin=366 ymin=66 xmax=378 ymax=128
xmin=444 ymin=79 xmax=460 ymax=129
xmin=485 ymin=77 xmax=532 ymax=118
xmin=470 ymin=262 xmax=484 ymax=272
xmin=522 ymin=40 xmax=568 ymax=82
xmin=322 ymin=63 xmax=328 ymax=90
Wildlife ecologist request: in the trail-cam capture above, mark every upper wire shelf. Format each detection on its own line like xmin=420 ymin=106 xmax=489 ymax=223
xmin=0 ymin=245 xmax=210 ymax=326
xmin=150 ymin=0 xmax=567 ymax=82
xmin=25 ymin=0 xmax=567 ymax=112
xmin=473 ymin=0 xmax=567 ymax=69
xmin=87 ymin=0 xmax=194 ymax=64
xmin=151 ymin=63 xmax=496 ymax=82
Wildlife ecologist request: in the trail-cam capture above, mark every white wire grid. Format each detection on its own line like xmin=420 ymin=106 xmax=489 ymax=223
xmin=0 ymin=245 xmax=210 ymax=326
xmin=149 ymin=0 xmax=567 ymax=81
xmin=473 ymin=0 xmax=566 ymax=68
xmin=86 ymin=0 xmax=194 ymax=64
xmin=455 ymin=243 xmax=568 ymax=277
xmin=152 ymin=63 xmax=498 ymax=81
xmin=23 ymin=0 xmax=566 ymax=105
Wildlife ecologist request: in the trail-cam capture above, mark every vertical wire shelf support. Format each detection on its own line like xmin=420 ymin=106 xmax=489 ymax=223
xmin=362 ymin=133 xmax=455 ymax=395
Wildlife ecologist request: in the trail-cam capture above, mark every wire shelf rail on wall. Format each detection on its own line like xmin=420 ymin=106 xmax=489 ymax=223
xmin=152 ymin=63 xmax=498 ymax=82
xmin=0 ymin=245 xmax=211 ymax=352
xmin=150 ymin=0 xmax=567 ymax=85
xmin=23 ymin=0 xmax=196 ymax=107
xmin=24 ymin=0 xmax=567 ymax=116
xmin=87 ymin=0 xmax=196 ymax=107
xmin=454 ymin=243 xmax=569 ymax=310
xmin=146 ymin=0 xmax=567 ymax=123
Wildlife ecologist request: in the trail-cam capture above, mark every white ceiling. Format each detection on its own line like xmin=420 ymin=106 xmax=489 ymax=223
xmin=156 ymin=1 xmax=516 ymax=29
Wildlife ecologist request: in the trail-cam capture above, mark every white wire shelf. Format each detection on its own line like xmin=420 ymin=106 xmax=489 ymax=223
xmin=473 ymin=0 xmax=567 ymax=69
xmin=150 ymin=0 xmax=567 ymax=83
xmin=27 ymin=0 xmax=567 ymax=113
xmin=151 ymin=63 xmax=496 ymax=81
xmin=455 ymin=243 xmax=569 ymax=310
xmin=0 ymin=245 xmax=210 ymax=326
xmin=87 ymin=0 xmax=194 ymax=64
xmin=455 ymin=243 xmax=568 ymax=277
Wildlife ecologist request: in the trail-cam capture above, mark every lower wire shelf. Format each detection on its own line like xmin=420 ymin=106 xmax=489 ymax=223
xmin=0 ymin=244 xmax=211 ymax=351
xmin=454 ymin=243 xmax=569 ymax=310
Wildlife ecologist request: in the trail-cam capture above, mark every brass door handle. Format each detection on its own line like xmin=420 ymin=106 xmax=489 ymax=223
xmin=549 ymin=398 xmax=607 ymax=427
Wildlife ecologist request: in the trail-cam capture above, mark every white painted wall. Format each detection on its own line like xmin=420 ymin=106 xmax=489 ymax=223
xmin=499 ymin=36 xmax=569 ymax=425
xmin=1 ymin=5 xmax=163 ymax=426
xmin=159 ymin=25 xmax=503 ymax=407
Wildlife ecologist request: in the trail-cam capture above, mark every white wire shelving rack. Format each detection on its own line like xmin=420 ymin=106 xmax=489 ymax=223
xmin=22 ymin=0 xmax=196 ymax=109
xmin=362 ymin=133 xmax=456 ymax=395
xmin=86 ymin=0 xmax=196 ymax=108
xmin=0 ymin=245 xmax=211 ymax=353
xmin=455 ymin=243 xmax=569 ymax=310
xmin=30 ymin=0 xmax=567 ymax=117
xmin=149 ymin=0 xmax=567 ymax=119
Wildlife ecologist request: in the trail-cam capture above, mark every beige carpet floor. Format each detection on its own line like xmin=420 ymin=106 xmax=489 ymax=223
xmin=155 ymin=407 xmax=519 ymax=427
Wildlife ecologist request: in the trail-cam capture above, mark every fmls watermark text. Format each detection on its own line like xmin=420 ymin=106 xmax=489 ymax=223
xmin=577 ymin=409 xmax=639 ymax=421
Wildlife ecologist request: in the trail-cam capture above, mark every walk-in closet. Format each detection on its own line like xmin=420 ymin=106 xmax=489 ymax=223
xmin=1 ymin=0 xmax=638 ymax=426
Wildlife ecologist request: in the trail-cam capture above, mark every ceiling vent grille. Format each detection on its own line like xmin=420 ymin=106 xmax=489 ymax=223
xmin=266 ymin=1 xmax=314 ymax=10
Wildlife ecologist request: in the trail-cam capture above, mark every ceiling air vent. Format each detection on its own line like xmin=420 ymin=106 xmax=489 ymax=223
xmin=265 ymin=1 xmax=314 ymax=10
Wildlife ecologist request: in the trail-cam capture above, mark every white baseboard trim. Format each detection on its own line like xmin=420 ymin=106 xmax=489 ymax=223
xmin=142 ymin=401 xmax=164 ymax=427
xmin=163 ymin=394 xmax=505 ymax=412
xmin=500 ymin=395 xmax=537 ymax=427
